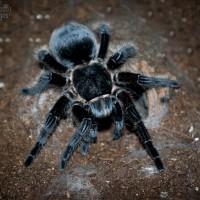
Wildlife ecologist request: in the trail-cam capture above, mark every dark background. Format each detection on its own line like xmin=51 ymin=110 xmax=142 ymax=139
xmin=0 ymin=0 xmax=200 ymax=199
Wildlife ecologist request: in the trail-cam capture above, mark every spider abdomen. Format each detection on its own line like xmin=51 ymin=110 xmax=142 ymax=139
xmin=49 ymin=22 xmax=96 ymax=68
xmin=72 ymin=63 xmax=112 ymax=101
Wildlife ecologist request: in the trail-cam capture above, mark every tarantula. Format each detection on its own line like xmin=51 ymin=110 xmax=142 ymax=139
xmin=21 ymin=21 xmax=180 ymax=172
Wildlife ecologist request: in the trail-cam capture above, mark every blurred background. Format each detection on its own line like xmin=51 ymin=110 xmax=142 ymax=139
xmin=0 ymin=0 xmax=200 ymax=199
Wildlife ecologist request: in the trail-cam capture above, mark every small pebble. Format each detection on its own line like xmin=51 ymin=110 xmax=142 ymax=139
xmin=0 ymin=82 xmax=5 ymax=89
xmin=29 ymin=37 xmax=34 ymax=43
xmin=194 ymin=138 xmax=199 ymax=142
xmin=35 ymin=38 xmax=41 ymax=43
xmin=171 ymin=158 xmax=177 ymax=161
xmin=36 ymin=14 xmax=43 ymax=20
xmin=169 ymin=30 xmax=175 ymax=37
xmin=0 ymin=38 xmax=3 ymax=43
xmin=189 ymin=125 xmax=194 ymax=133
xmin=195 ymin=187 xmax=199 ymax=191
xmin=182 ymin=18 xmax=187 ymax=23
xmin=187 ymin=48 xmax=193 ymax=54
xmin=67 ymin=191 xmax=70 ymax=198
xmin=44 ymin=14 xmax=50 ymax=19
xmin=5 ymin=38 xmax=11 ymax=43
xmin=148 ymin=10 xmax=153 ymax=17
xmin=28 ymin=135 xmax=32 ymax=139
xmin=107 ymin=6 xmax=112 ymax=13
xmin=100 ymin=142 xmax=105 ymax=146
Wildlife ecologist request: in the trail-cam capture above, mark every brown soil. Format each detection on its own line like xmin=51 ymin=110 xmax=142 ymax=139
xmin=0 ymin=0 xmax=200 ymax=199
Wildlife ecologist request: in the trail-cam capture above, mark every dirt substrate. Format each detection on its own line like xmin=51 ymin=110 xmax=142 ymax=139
xmin=0 ymin=1 xmax=200 ymax=199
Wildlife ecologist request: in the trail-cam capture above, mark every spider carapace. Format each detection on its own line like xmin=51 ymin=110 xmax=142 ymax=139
xmin=73 ymin=63 xmax=112 ymax=101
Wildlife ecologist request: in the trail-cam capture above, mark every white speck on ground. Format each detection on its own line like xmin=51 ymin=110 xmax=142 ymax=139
xmin=0 ymin=82 xmax=5 ymax=89
xmin=189 ymin=125 xmax=194 ymax=133
xmin=160 ymin=191 xmax=168 ymax=198
xmin=5 ymin=38 xmax=11 ymax=43
xmin=36 ymin=14 xmax=43 ymax=20
xmin=44 ymin=14 xmax=50 ymax=19
xmin=141 ymin=166 xmax=158 ymax=177
xmin=35 ymin=38 xmax=41 ymax=43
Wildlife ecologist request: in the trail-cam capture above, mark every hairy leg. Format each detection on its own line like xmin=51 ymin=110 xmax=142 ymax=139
xmin=114 ymin=72 xmax=180 ymax=100
xmin=21 ymin=72 xmax=66 ymax=96
xmin=114 ymin=72 xmax=180 ymax=89
xmin=107 ymin=44 xmax=137 ymax=70
xmin=60 ymin=118 xmax=92 ymax=171
xmin=81 ymin=124 xmax=97 ymax=155
xmin=111 ymin=97 xmax=124 ymax=140
xmin=97 ymin=24 xmax=110 ymax=61
xmin=38 ymin=49 xmax=69 ymax=73
xmin=72 ymin=102 xmax=97 ymax=155
xmin=24 ymin=91 xmax=74 ymax=167
xmin=116 ymin=89 xmax=164 ymax=172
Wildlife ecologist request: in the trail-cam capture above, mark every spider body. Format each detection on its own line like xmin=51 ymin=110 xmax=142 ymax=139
xmin=73 ymin=63 xmax=112 ymax=101
xmin=21 ymin=21 xmax=180 ymax=172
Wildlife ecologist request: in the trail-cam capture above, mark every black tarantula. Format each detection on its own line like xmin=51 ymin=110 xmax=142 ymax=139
xmin=21 ymin=22 xmax=180 ymax=172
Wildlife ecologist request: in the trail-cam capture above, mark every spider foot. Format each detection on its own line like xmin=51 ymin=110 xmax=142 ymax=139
xmin=145 ymin=140 xmax=164 ymax=172
xmin=80 ymin=125 xmax=97 ymax=155
xmin=138 ymin=75 xmax=180 ymax=89
xmin=113 ymin=121 xmax=123 ymax=140
xmin=60 ymin=118 xmax=91 ymax=171
xmin=81 ymin=143 xmax=90 ymax=156
xmin=24 ymin=141 xmax=43 ymax=167
xmin=154 ymin=157 xmax=164 ymax=172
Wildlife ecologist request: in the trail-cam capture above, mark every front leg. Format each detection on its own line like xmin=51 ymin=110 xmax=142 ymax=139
xmin=107 ymin=44 xmax=137 ymax=70
xmin=21 ymin=72 xmax=66 ymax=96
xmin=38 ymin=49 xmax=68 ymax=73
xmin=97 ymin=24 xmax=110 ymax=61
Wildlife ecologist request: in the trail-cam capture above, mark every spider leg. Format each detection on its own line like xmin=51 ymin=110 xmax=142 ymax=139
xmin=21 ymin=72 xmax=66 ymax=96
xmin=97 ymin=24 xmax=110 ymax=61
xmin=24 ymin=91 xmax=74 ymax=167
xmin=127 ymin=105 xmax=164 ymax=171
xmin=107 ymin=44 xmax=137 ymax=70
xmin=116 ymin=89 xmax=164 ymax=172
xmin=114 ymin=72 xmax=180 ymax=89
xmin=72 ymin=102 xmax=97 ymax=156
xmin=60 ymin=118 xmax=92 ymax=171
xmin=111 ymin=97 xmax=124 ymax=140
xmin=38 ymin=49 xmax=69 ymax=73
xmin=81 ymin=124 xmax=97 ymax=155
